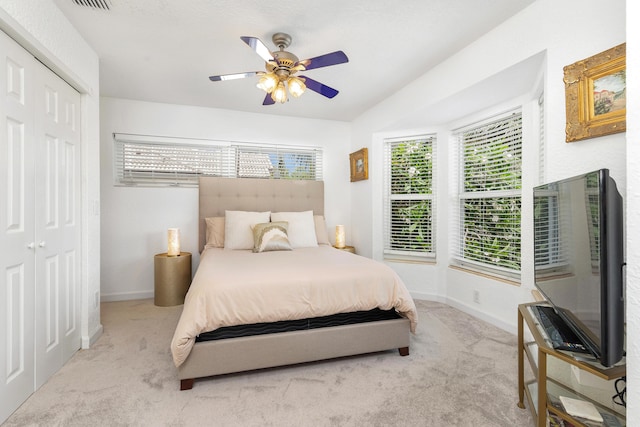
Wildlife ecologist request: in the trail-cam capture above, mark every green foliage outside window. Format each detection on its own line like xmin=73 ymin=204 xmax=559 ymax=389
xmin=388 ymin=139 xmax=434 ymax=253
xmin=462 ymin=197 xmax=521 ymax=270
xmin=460 ymin=114 xmax=522 ymax=271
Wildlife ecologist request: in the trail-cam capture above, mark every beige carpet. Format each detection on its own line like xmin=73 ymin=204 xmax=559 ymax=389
xmin=3 ymin=299 xmax=533 ymax=426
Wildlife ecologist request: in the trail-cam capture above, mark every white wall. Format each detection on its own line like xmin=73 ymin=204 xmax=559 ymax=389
xmin=100 ymin=97 xmax=351 ymax=300
xmin=2 ymin=0 xmax=634 ymax=415
xmin=625 ymin=0 xmax=638 ymax=420
xmin=351 ymin=0 xmax=626 ymax=333
xmin=0 ymin=0 xmax=102 ymax=347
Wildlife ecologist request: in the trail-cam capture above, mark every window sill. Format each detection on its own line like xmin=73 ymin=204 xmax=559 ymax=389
xmin=384 ymin=256 xmax=436 ymax=265
xmin=448 ymin=264 xmax=521 ymax=286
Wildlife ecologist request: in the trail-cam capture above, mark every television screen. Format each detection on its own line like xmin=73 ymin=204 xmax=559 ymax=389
xmin=533 ymin=169 xmax=624 ymax=367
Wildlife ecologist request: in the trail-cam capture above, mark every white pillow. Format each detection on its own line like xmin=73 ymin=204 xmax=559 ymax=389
xmin=224 ymin=210 xmax=271 ymax=250
xmin=271 ymin=210 xmax=318 ymax=248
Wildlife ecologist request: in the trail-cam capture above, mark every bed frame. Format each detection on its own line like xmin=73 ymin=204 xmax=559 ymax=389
xmin=177 ymin=177 xmax=410 ymax=390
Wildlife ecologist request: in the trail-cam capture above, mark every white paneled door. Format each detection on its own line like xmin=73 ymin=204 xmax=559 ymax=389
xmin=0 ymin=28 xmax=36 ymax=423
xmin=33 ymin=46 xmax=82 ymax=389
xmin=0 ymin=30 xmax=81 ymax=422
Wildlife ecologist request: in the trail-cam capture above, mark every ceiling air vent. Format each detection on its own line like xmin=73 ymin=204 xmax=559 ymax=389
xmin=72 ymin=0 xmax=111 ymax=10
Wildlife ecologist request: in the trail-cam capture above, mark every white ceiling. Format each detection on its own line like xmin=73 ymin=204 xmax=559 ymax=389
xmin=53 ymin=0 xmax=536 ymax=122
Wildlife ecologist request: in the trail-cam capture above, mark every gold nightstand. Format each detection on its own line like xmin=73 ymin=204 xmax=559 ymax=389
xmin=154 ymin=252 xmax=192 ymax=306
xmin=334 ymin=245 xmax=355 ymax=254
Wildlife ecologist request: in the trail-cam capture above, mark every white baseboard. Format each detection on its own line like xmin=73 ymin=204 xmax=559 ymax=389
xmin=410 ymin=293 xmax=515 ymax=334
xmin=82 ymin=323 xmax=104 ymax=349
xmin=99 ymin=290 xmax=516 ymax=335
xmin=101 ymin=290 xmax=154 ymax=302
xmin=445 ymin=297 xmax=517 ymax=335
xmin=410 ymin=291 xmax=446 ymax=303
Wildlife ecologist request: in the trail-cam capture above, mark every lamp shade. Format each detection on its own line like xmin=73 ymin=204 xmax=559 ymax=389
xmin=335 ymin=225 xmax=345 ymax=249
xmin=271 ymin=81 xmax=288 ymax=103
xmin=257 ymin=73 xmax=278 ymax=93
xmin=288 ymin=76 xmax=306 ymax=98
xmin=167 ymin=228 xmax=180 ymax=256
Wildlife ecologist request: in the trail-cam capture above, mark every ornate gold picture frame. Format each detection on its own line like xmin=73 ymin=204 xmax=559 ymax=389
xmin=563 ymin=43 xmax=626 ymax=142
xmin=349 ymin=148 xmax=368 ymax=182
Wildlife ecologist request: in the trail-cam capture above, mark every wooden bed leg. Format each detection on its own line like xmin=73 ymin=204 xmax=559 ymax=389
xmin=398 ymin=347 xmax=409 ymax=356
xmin=180 ymin=378 xmax=195 ymax=390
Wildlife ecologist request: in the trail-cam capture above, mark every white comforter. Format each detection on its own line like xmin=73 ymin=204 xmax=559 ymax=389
xmin=170 ymin=246 xmax=418 ymax=367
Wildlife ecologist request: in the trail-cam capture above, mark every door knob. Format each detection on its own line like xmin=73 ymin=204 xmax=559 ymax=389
xmin=38 ymin=241 xmax=46 ymax=248
xmin=27 ymin=242 xmax=35 ymax=249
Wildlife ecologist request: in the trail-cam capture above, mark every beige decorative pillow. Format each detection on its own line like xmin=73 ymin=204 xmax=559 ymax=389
xmin=205 ymin=217 xmax=225 ymax=248
xmin=252 ymin=222 xmax=292 ymax=253
xmin=313 ymin=215 xmax=330 ymax=245
xmin=224 ymin=210 xmax=271 ymax=250
xmin=270 ymin=210 xmax=318 ymax=248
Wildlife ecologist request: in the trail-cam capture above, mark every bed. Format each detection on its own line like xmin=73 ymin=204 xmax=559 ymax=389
xmin=171 ymin=177 xmax=418 ymax=390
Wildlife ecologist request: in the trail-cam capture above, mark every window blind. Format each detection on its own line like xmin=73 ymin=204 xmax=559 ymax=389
xmin=452 ymin=110 xmax=522 ymax=277
xmin=383 ymin=135 xmax=436 ymax=260
xmin=113 ymin=133 xmax=322 ymax=186
xmin=236 ymin=145 xmax=322 ymax=180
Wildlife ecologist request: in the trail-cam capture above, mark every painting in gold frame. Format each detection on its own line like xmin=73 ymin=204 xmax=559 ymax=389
xmin=563 ymin=43 xmax=626 ymax=142
xmin=349 ymin=148 xmax=368 ymax=182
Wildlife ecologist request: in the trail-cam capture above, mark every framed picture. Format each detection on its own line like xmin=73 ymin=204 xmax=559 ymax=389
xmin=349 ymin=148 xmax=368 ymax=182
xmin=564 ymin=43 xmax=626 ymax=142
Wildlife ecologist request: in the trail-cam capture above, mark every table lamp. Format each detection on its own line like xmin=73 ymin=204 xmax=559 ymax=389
xmin=335 ymin=225 xmax=345 ymax=249
xmin=167 ymin=228 xmax=180 ymax=256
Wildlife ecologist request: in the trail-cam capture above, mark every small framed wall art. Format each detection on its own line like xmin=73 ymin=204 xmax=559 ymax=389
xmin=349 ymin=148 xmax=368 ymax=182
xmin=563 ymin=43 xmax=626 ymax=142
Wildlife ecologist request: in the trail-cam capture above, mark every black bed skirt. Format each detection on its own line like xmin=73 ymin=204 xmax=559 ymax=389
xmin=195 ymin=308 xmax=401 ymax=342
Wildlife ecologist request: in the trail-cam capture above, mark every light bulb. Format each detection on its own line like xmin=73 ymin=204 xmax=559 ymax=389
xmin=256 ymin=73 xmax=278 ymax=93
xmin=271 ymin=82 xmax=288 ymax=103
xmin=288 ymin=76 xmax=306 ymax=98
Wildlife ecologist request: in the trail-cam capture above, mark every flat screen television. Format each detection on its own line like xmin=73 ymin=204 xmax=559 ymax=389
xmin=533 ymin=168 xmax=625 ymax=367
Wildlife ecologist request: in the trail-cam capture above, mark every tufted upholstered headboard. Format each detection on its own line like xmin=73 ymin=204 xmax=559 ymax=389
xmin=198 ymin=177 xmax=325 ymax=252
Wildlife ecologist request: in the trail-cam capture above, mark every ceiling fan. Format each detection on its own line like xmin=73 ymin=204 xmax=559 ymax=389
xmin=209 ymin=32 xmax=349 ymax=105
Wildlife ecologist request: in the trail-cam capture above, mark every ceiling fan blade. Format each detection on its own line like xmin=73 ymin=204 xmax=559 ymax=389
xmin=262 ymin=93 xmax=275 ymax=105
xmin=209 ymin=71 xmax=260 ymax=81
xmin=297 ymin=51 xmax=348 ymax=71
xmin=300 ymin=76 xmax=339 ymax=98
xmin=240 ymin=36 xmax=275 ymax=62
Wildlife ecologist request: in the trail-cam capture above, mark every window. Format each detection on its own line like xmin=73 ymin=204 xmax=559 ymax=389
xmin=383 ymin=135 xmax=436 ymax=260
xmin=236 ymin=145 xmax=321 ymax=180
xmin=452 ymin=110 xmax=522 ymax=278
xmin=113 ymin=133 xmax=322 ymax=186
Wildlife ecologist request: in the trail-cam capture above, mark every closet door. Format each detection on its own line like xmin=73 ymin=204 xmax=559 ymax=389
xmin=0 ymin=30 xmax=37 ymax=422
xmin=33 ymin=54 xmax=82 ymax=388
xmin=0 ymin=29 xmax=82 ymax=422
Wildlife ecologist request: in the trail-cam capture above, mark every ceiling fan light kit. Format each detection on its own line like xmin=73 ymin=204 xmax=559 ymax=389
xmin=288 ymin=76 xmax=306 ymax=98
xmin=209 ymin=32 xmax=348 ymax=106
xmin=256 ymin=73 xmax=278 ymax=93
xmin=272 ymin=82 xmax=288 ymax=103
